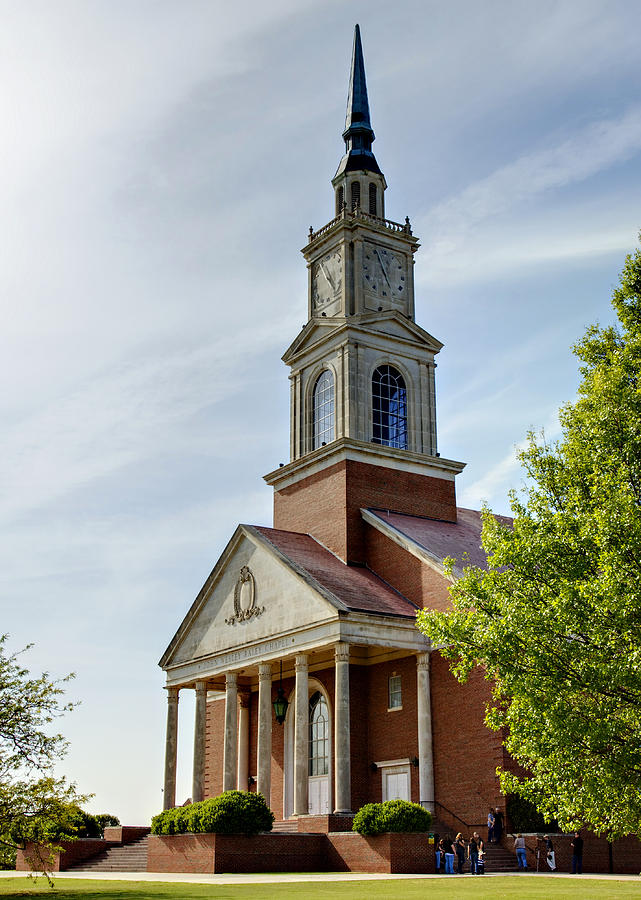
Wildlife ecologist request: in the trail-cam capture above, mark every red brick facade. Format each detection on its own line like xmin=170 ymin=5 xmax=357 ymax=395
xmin=273 ymin=458 xmax=457 ymax=563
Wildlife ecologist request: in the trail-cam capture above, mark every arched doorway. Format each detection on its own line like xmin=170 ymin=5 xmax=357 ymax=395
xmin=283 ymin=679 xmax=332 ymax=817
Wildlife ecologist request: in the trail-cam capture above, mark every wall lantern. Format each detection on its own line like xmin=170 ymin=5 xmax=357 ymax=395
xmin=411 ymin=756 xmax=420 ymax=768
xmin=272 ymin=661 xmax=289 ymax=725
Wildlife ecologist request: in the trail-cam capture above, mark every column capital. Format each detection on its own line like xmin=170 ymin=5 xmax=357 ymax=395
xmin=238 ymin=691 xmax=251 ymax=709
xmin=416 ymin=651 xmax=430 ymax=671
xmin=295 ymin=653 xmax=308 ymax=671
xmin=226 ymin=671 xmax=239 ymax=686
xmin=258 ymin=663 xmax=272 ymax=681
xmin=195 ymin=680 xmax=207 ymax=696
xmin=335 ymin=642 xmax=350 ymax=663
xmin=166 ymin=686 xmax=179 ymax=703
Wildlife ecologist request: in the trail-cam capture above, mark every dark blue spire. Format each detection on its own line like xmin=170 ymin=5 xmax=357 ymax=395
xmin=343 ymin=24 xmax=373 ymax=141
xmin=335 ymin=25 xmax=381 ymax=177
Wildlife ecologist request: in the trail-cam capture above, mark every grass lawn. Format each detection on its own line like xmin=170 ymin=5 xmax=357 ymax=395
xmin=0 ymin=877 xmax=640 ymax=900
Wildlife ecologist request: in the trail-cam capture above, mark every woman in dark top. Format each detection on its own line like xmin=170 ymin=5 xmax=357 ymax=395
xmin=455 ymin=833 xmax=466 ymax=873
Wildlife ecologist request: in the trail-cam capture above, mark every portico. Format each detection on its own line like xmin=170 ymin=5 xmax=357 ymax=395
xmin=160 ymin=526 xmax=435 ymax=819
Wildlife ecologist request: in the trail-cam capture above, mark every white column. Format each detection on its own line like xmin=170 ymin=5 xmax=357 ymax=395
xmin=163 ymin=687 xmax=179 ymax=810
xmin=223 ymin=672 xmax=238 ymax=791
xmin=192 ymin=680 xmax=207 ymax=802
xmin=293 ymin=653 xmax=308 ymax=816
xmin=334 ymin=642 xmax=352 ymax=813
xmin=416 ymin=652 xmax=435 ymax=812
xmin=257 ymin=663 xmax=273 ymax=804
xmin=237 ymin=693 xmax=250 ymax=790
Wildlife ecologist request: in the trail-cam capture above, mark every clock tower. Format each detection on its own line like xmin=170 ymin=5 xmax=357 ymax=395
xmin=265 ymin=25 xmax=465 ymax=564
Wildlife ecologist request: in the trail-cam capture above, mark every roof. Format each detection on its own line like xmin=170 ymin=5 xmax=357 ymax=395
xmin=253 ymin=525 xmax=418 ymax=618
xmin=365 ymin=507 xmax=513 ymax=574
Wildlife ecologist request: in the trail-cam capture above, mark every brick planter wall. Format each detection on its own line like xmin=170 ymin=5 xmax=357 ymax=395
xmin=147 ymin=831 xmax=434 ymax=874
xmin=147 ymin=833 xmax=326 ymax=874
xmin=16 ymin=839 xmax=114 ymax=872
xmin=327 ymin=832 xmax=434 ymax=874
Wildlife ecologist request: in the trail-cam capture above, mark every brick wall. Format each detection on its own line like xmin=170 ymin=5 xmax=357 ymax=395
xmin=430 ymin=651 xmax=503 ymax=827
xmin=147 ymin=831 xmax=434 ymax=874
xmin=16 ymin=839 xmax=115 ymax=872
xmin=366 ymin=656 xmax=419 ymax=802
xmin=531 ymin=832 xmax=641 ymax=875
xmin=365 ymin=523 xmax=451 ymax=610
xmin=204 ymin=695 xmax=225 ymax=801
xmin=326 ymin=832 xmax=434 ymax=874
xmin=148 ymin=833 xmax=326 ymax=874
xmin=274 ymin=459 xmax=457 ymax=563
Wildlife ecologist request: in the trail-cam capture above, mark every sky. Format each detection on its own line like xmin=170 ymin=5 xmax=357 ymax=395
xmin=2 ymin=0 xmax=640 ymax=824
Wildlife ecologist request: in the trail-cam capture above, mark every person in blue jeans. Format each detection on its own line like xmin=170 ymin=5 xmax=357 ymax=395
xmin=514 ymin=833 xmax=527 ymax=869
xmin=468 ymin=834 xmax=479 ymax=874
xmin=444 ymin=836 xmax=455 ymax=874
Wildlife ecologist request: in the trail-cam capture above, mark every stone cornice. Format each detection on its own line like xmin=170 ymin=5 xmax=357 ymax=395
xmin=264 ymin=437 xmax=465 ymax=491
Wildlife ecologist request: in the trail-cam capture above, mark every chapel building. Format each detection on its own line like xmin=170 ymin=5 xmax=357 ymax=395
xmin=159 ymin=26 xmax=508 ymax=830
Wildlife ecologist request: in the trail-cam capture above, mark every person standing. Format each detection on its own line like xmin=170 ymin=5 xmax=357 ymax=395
xmin=494 ymin=808 xmax=504 ymax=842
xmin=487 ymin=808 xmax=495 ymax=843
xmin=455 ymin=833 xmax=466 ymax=874
xmin=571 ymin=831 xmax=584 ymax=874
xmin=435 ymin=837 xmax=445 ymax=872
xmin=514 ymin=833 xmax=527 ymax=869
xmin=544 ymin=834 xmax=557 ymax=871
xmin=444 ymin=836 xmax=455 ymax=874
xmin=468 ymin=833 xmax=479 ymax=874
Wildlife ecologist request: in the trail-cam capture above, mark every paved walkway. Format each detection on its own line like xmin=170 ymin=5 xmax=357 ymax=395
xmin=2 ymin=871 xmax=641 ymax=885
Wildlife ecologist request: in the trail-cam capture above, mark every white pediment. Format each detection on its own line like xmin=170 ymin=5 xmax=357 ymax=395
xmin=161 ymin=527 xmax=341 ymax=669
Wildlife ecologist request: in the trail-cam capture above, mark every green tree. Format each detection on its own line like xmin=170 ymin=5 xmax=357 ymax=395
xmin=0 ymin=635 xmax=88 ymax=868
xmin=417 ymin=240 xmax=641 ymax=840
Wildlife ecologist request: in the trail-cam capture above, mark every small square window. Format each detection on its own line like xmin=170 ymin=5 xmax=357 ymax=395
xmin=388 ymin=674 xmax=402 ymax=710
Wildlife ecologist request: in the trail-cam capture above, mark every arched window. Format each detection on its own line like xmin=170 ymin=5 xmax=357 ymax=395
xmin=313 ymin=370 xmax=335 ymax=449
xmin=309 ymin=692 xmax=329 ymax=776
xmin=350 ymin=181 xmax=360 ymax=210
xmin=372 ymin=365 xmax=408 ymax=449
xmin=336 ymin=186 xmax=344 ymax=216
xmin=369 ymin=182 xmax=377 ymax=215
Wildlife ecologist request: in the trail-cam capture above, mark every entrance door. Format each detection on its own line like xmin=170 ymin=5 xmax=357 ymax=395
xmin=308 ymin=691 xmax=330 ymax=814
xmin=381 ymin=764 xmax=411 ymax=802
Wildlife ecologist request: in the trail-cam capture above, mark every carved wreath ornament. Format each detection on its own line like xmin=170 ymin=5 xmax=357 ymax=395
xmin=225 ymin=566 xmax=265 ymax=626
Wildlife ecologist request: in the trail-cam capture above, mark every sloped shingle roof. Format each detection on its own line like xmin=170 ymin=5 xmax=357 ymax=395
xmin=366 ymin=507 xmax=512 ymax=572
xmin=252 ymin=525 xmax=418 ymax=618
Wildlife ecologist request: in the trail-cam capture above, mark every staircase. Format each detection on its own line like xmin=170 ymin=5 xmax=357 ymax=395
xmin=482 ymin=842 xmax=519 ymax=873
xmin=68 ymin=834 xmax=149 ymax=873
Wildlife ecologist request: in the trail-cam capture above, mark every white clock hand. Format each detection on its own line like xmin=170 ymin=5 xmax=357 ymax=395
xmin=319 ymin=261 xmax=335 ymax=292
xmin=374 ymin=248 xmax=391 ymax=289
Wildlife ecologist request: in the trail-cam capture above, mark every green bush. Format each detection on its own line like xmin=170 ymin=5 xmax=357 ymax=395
xmin=150 ymin=805 xmax=190 ymax=835
xmin=151 ymin=792 xmax=274 ymax=836
xmin=352 ymin=799 xmax=432 ymax=836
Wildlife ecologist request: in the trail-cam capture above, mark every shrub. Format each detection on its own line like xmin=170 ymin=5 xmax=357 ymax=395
xmin=150 ymin=805 xmax=190 ymax=835
xmin=352 ymin=799 xmax=432 ymax=836
xmin=151 ymin=792 xmax=274 ymax=836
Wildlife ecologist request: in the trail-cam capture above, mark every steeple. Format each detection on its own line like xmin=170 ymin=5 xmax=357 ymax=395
xmin=335 ymin=25 xmax=381 ymax=178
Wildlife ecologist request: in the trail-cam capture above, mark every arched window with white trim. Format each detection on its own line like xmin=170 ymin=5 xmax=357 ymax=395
xmin=312 ymin=370 xmax=335 ymax=449
xmin=372 ymin=365 xmax=408 ymax=449
xmin=308 ymin=692 xmax=329 ymax=776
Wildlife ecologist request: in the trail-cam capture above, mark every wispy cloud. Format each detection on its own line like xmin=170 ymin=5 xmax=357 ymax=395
xmin=418 ymin=106 xmax=641 ymax=284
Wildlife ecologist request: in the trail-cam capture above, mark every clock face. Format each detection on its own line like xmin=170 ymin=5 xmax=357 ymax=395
xmin=312 ymin=248 xmax=342 ymax=311
xmin=362 ymin=242 xmax=407 ymax=304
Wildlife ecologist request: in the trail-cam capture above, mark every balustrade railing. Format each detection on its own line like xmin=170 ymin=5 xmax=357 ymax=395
xmin=308 ymin=206 xmax=413 ymax=243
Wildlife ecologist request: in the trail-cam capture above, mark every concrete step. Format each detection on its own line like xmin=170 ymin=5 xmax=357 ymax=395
xmin=69 ymin=835 xmax=149 ymax=873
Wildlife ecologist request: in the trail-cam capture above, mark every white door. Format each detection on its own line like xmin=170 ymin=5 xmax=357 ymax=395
xmin=308 ymin=775 xmax=330 ymax=814
xmin=382 ymin=765 xmax=411 ymax=801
